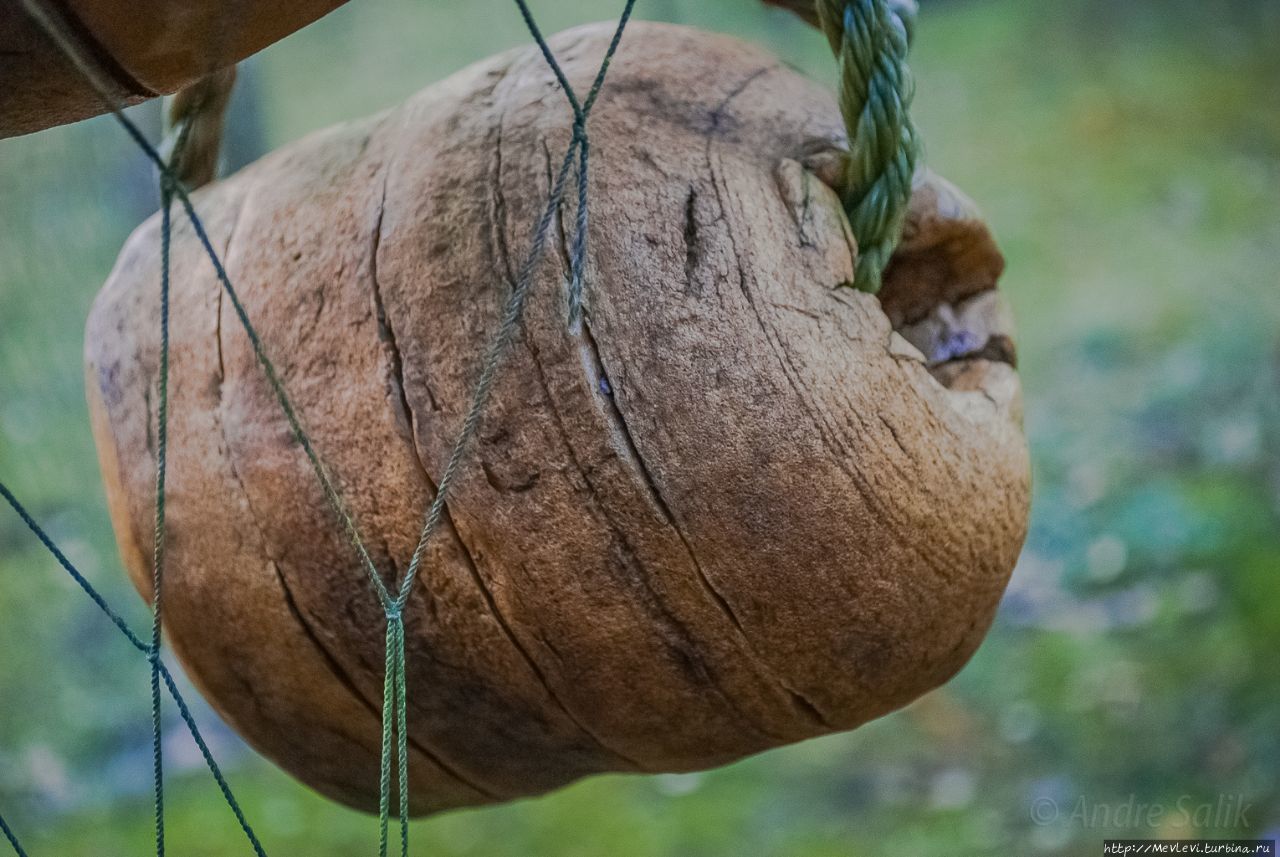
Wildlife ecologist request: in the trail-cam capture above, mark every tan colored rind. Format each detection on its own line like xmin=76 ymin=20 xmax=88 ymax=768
xmin=85 ymin=22 xmax=1030 ymax=815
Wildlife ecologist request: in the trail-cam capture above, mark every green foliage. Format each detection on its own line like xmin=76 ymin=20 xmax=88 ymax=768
xmin=1 ymin=0 xmax=1278 ymax=854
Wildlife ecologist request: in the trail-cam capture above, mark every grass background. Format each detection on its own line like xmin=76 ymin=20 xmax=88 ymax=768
xmin=1 ymin=0 xmax=1278 ymax=854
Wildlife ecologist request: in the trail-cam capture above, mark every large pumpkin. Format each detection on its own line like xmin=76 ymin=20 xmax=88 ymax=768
xmin=85 ymin=22 xmax=1030 ymax=815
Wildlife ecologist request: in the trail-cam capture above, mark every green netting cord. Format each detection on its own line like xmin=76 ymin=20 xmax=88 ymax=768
xmin=9 ymin=0 xmax=631 ymax=853
xmin=817 ymin=0 xmax=921 ymax=293
xmin=3 ymin=3 xmax=918 ymax=854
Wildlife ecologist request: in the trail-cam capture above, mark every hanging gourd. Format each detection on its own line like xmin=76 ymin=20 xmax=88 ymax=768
xmin=83 ymin=13 xmax=1028 ymax=817
xmin=0 ymin=0 xmax=346 ymax=136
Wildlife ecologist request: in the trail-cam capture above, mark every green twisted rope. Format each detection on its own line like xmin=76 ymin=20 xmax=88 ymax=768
xmin=817 ymin=0 xmax=921 ymax=293
xmin=377 ymin=610 xmax=408 ymax=857
xmin=148 ymin=178 xmax=175 ymax=857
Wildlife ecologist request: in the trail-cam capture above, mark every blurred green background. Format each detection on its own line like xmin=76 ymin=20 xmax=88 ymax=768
xmin=2 ymin=0 xmax=1278 ymax=854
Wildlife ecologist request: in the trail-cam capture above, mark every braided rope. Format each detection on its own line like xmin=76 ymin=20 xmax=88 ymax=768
xmin=816 ymin=0 xmax=920 ymax=293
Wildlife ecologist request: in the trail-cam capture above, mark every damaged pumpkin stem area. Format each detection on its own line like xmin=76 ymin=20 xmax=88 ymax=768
xmin=818 ymin=0 xmax=921 ymax=294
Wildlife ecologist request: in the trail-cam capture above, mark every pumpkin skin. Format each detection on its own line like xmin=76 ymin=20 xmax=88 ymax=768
xmin=85 ymin=22 xmax=1030 ymax=815
xmin=1 ymin=0 xmax=347 ymax=137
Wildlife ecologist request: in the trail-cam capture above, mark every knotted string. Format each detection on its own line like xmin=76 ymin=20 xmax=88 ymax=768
xmin=376 ymin=6 xmax=636 ymax=846
xmin=512 ymin=0 xmax=633 ymax=325
xmin=6 ymin=0 xmax=636 ymax=852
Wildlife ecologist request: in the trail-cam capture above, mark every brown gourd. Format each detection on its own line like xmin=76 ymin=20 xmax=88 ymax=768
xmin=0 ymin=0 xmax=347 ymax=137
xmin=84 ymin=22 xmax=1030 ymax=815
